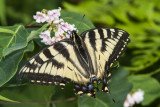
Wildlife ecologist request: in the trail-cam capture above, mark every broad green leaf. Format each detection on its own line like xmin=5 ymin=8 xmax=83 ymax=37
xmin=0 ymin=41 xmax=34 ymax=87
xmin=0 ymin=85 xmax=54 ymax=107
xmin=0 ymin=83 xmax=77 ymax=107
xmin=78 ymin=68 xmax=132 ymax=107
xmin=129 ymin=75 xmax=160 ymax=105
xmin=0 ymin=25 xmax=29 ymax=60
xmin=61 ymin=11 xmax=95 ymax=34
xmin=0 ymin=95 xmax=18 ymax=102
xmin=108 ymin=68 xmax=132 ymax=106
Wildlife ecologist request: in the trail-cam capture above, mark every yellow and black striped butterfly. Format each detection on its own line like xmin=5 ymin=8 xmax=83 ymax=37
xmin=19 ymin=27 xmax=130 ymax=97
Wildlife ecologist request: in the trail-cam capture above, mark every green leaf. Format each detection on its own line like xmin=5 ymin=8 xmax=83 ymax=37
xmin=0 ymin=41 xmax=34 ymax=87
xmin=0 ymin=95 xmax=19 ymax=102
xmin=61 ymin=11 xmax=95 ymax=34
xmin=78 ymin=68 xmax=132 ymax=107
xmin=0 ymin=25 xmax=29 ymax=60
xmin=0 ymin=0 xmax=7 ymax=25
xmin=108 ymin=68 xmax=132 ymax=106
xmin=27 ymin=23 xmax=49 ymax=42
xmin=78 ymin=95 xmax=110 ymax=107
xmin=129 ymin=75 xmax=160 ymax=105
xmin=0 ymin=85 xmax=53 ymax=107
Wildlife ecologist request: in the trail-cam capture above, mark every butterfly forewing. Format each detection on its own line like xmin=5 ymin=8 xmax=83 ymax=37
xmin=19 ymin=40 xmax=90 ymax=86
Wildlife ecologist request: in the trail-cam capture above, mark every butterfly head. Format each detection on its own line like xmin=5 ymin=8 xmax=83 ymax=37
xmin=70 ymin=30 xmax=80 ymax=41
xmin=71 ymin=30 xmax=79 ymax=37
xmin=70 ymin=30 xmax=84 ymax=49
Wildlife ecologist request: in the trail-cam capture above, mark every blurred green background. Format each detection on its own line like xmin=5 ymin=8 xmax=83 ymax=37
xmin=0 ymin=0 xmax=160 ymax=107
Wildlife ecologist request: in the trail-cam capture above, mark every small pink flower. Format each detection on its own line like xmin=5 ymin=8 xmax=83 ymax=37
xmin=39 ymin=30 xmax=52 ymax=45
xmin=124 ymin=89 xmax=144 ymax=107
xmin=53 ymin=18 xmax=63 ymax=24
xmin=60 ymin=22 xmax=77 ymax=32
xmin=55 ymin=29 xmax=64 ymax=37
xmin=124 ymin=99 xmax=130 ymax=107
xmin=55 ymin=36 xmax=64 ymax=42
xmin=127 ymin=94 xmax=135 ymax=105
xmin=46 ymin=7 xmax=61 ymax=23
xmin=34 ymin=7 xmax=78 ymax=45
xmin=55 ymin=22 xmax=77 ymax=39
xmin=33 ymin=12 xmax=46 ymax=23
xmin=132 ymin=89 xmax=144 ymax=104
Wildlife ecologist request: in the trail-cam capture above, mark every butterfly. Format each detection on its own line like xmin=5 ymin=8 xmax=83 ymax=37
xmin=19 ymin=27 xmax=130 ymax=97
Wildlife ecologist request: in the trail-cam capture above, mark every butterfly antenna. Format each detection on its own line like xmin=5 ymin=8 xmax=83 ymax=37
xmin=77 ymin=14 xmax=85 ymax=31
xmin=108 ymin=91 xmax=116 ymax=103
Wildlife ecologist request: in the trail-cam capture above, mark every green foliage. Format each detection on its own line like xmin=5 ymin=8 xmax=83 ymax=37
xmin=0 ymin=11 xmax=97 ymax=107
xmin=4 ymin=0 xmax=61 ymax=25
xmin=0 ymin=0 xmax=160 ymax=107
xmin=129 ymin=75 xmax=160 ymax=106
xmin=0 ymin=41 xmax=34 ymax=87
xmin=64 ymin=0 xmax=160 ymax=73
xmin=0 ymin=95 xmax=18 ymax=103
xmin=0 ymin=25 xmax=29 ymax=59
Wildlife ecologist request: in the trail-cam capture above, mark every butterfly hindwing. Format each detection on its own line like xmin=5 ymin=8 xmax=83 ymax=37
xmin=81 ymin=28 xmax=130 ymax=92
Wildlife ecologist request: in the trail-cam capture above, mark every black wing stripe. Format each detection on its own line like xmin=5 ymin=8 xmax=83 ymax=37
xmin=35 ymin=55 xmax=44 ymax=64
xmin=106 ymin=29 xmax=111 ymax=38
xmin=89 ymin=30 xmax=96 ymax=50
xmin=51 ymin=59 xmax=64 ymax=69
xmin=113 ymin=28 xmax=119 ymax=38
xmin=54 ymin=43 xmax=70 ymax=60
xmin=43 ymin=48 xmax=53 ymax=58
xmin=98 ymin=28 xmax=106 ymax=52
xmin=98 ymin=28 xmax=104 ymax=39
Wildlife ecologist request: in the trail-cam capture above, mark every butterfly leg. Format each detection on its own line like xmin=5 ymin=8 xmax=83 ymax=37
xmin=102 ymin=78 xmax=109 ymax=92
xmin=102 ymin=71 xmax=111 ymax=92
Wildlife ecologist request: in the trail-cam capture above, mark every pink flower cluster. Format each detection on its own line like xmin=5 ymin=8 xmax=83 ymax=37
xmin=124 ymin=89 xmax=144 ymax=107
xmin=33 ymin=7 xmax=61 ymax=24
xmin=33 ymin=7 xmax=77 ymax=45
